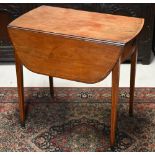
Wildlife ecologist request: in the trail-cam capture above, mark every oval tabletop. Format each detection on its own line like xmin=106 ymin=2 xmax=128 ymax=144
xmin=8 ymin=6 xmax=144 ymax=83
xmin=8 ymin=5 xmax=144 ymax=45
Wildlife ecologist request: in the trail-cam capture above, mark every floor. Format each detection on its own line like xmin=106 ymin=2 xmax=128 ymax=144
xmin=0 ymin=58 xmax=155 ymax=87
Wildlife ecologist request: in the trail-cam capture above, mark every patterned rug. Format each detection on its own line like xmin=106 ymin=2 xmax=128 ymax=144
xmin=0 ymin=87 xmax=155 ymax=152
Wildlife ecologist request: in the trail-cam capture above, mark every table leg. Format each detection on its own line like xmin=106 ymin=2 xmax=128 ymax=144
xmin=110 ymin=59 xmax=120 ymax=147
xmin=129 ymin=47 xmax=138 ymax=116
xmin=15 ymin=55 xmax=25 ymax=127
xmin=49 ymin=77 xmax=54 ymax=98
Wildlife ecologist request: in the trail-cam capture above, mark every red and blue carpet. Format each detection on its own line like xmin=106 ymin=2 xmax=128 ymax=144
xmin=0 ymin=87 xmax=155 ymax=152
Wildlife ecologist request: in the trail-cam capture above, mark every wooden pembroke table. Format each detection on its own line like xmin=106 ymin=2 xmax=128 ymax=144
xmin=8 ymin=6 xmax=144 ymax=147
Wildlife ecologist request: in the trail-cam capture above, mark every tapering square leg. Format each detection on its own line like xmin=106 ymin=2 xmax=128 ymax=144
xmin=15 ymin=55 xmax=25 ymax=127
xmin=49 ymin=77 xmax=54 ymax=98
xmin=110 ymin=60 xmax=120 ymax=147
xmin=129 ymin=47 xmax=138 ymax=116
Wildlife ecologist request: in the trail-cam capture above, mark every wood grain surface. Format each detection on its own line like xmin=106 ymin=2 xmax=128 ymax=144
xmin=8 ymin=6 xmax=144 ymax=83
xmin=8 ymin=5 xmax=144 ymax=45
xmin=8 ymin=28 xmax=122 ymax=83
